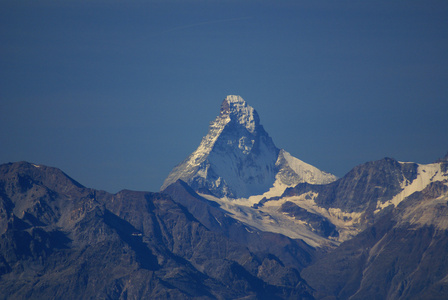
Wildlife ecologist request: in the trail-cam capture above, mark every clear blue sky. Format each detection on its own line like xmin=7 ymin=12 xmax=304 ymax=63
xmin=1 ymin=0 xmax=448 ymax=193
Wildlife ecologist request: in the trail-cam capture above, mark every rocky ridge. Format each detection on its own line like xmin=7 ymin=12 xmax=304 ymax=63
xmin=252 ymin=157 xmax=448 ymax=243
xmin=301 ymin=181 xmax=448 ymax=299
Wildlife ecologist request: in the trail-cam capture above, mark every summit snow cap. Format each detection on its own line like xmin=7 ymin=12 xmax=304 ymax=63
xmin=220 ymin=95 xmax=260 ymax=134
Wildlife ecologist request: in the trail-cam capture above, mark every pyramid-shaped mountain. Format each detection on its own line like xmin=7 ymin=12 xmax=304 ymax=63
xmin=161 ymin=95 xmax=337 ymax=198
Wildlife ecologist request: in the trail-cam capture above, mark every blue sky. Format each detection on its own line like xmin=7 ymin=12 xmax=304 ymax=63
xmin=1 ymin=0 xmax=448 ymax=193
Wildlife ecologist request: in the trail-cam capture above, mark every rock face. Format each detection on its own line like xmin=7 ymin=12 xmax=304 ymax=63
xmin=282 ymin=157 xmax=420 ymax=213
xmin=301 ymin=181 xmax=448 ymax=300
xmin=0 ymin=162 xmax=314 ymax=299
xmin=161 ymin=95 xmax=337 ymax=198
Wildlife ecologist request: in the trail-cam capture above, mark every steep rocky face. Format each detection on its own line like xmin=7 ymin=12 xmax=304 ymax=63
xmin=0 ymin=162 xmax=314 ymax=299
xmin=282 ymin=158 xmax=419 ymax=213
xmin=161 ymin=95 xmax=336 ymax=198
xmin=161 ymin=95 xmax=279 ymax=198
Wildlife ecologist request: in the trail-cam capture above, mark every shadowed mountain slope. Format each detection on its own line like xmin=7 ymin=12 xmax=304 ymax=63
xmin=162 ymin=179 xmax=316 ymax=271
xmin=0 ymin=162 xmax=314 ymax=299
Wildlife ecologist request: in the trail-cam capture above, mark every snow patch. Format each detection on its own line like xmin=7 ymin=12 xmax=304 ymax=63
xmin=375 ymin=162 xmax=448 ymax=212
xmin=281 ymin=150 xmax=337 ymax=185
xmin=214 ymin=216 xmax=222 ymax=226
xmin=199 ymin=193 xmax=333 ymax=248
xmin=262 ymin=193 xmax=364 ymax=242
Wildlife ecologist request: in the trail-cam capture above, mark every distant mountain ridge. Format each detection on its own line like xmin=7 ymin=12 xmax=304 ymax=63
xmin=161 ymin=95 xmax=337 ymax=198
xmin=253 ymin=157 xmax=448 ymax=244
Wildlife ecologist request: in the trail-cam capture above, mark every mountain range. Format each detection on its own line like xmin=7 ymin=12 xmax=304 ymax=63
xmin=1 ymin=95 xmax=447 ymax=299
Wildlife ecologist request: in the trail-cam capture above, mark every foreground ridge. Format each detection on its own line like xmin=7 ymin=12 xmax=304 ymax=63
xmin=0 ymin=161 xmax=314 ymax=299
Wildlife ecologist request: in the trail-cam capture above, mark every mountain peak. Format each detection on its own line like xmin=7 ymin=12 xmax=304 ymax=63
xmin=219 ymin=95 xmax=259 ymax=134
xmin=161 ymin=95 xmax=336 ymax=198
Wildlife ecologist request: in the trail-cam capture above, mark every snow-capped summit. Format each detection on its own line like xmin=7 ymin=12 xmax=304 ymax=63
xmin=161 ymin=95 xmax=337 ymax=198
xmin=221 ymin=95 xmax=259 ymax=133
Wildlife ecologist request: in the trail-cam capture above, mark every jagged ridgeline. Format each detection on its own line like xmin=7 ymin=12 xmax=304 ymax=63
xmin=161 ymin=95 xmax=337 ymax=198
